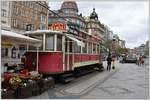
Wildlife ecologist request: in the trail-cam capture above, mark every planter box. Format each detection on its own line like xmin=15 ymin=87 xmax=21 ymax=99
xmin=1 ymin=89 xmax=15 ymax=99
xmin=36 ymin=79 xmax=45 ymax=94
xmin=28 ymin=80 xmax=40 ymax=96
xmin=16 ymin=83 xmax=33 ymax=98
xmin=43 ymin=77 xmax=55 ymax=90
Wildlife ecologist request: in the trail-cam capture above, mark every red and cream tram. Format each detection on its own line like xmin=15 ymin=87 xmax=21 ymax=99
xmin=23 ymin=22 xmax=103 ymax=82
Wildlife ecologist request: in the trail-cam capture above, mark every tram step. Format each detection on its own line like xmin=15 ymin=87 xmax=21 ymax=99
xmin=62 ymin=73 xmax=73 ymax=78
xmin=63 ymin=77 xmax=75 ymax=83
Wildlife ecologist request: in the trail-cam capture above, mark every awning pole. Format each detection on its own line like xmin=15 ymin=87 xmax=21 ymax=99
xmin=36 ymin=47 xmax=39 ymax=72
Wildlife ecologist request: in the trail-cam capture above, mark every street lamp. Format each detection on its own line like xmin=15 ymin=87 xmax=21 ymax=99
xmin=112 ymin=38 xmax=116 ymax=57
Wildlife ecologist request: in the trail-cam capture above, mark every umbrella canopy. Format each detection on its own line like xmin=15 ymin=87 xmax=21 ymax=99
xmin=1 ymin=30 xmax=41 ymax=47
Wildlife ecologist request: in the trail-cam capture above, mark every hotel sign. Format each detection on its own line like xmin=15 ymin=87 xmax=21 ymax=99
xmin=48 ymin=22 xmax=67 ymax=32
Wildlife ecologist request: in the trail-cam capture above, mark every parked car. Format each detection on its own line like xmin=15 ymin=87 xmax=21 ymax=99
xmin=142 ymin=55 xmax=147 ymax=58
xmin=123 ymin=55 xmax=137 ymax=63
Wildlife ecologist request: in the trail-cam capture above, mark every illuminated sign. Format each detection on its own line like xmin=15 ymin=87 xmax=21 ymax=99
xmin=48 ymin=22 xmax=67 ymax=32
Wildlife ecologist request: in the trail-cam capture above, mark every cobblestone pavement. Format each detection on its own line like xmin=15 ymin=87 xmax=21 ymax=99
xmin=81 ymin=61 xmax=149 ymax=99
xmin=29 ymin=61 xmax=149 ymax=99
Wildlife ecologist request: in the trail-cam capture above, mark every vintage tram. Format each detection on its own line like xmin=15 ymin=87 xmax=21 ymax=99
xmin=23 ymin=22 xmax=103 ymax=82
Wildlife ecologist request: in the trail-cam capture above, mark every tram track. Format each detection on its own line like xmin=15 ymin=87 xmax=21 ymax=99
xmin=52 ymin=68 xmax=119 ymax=96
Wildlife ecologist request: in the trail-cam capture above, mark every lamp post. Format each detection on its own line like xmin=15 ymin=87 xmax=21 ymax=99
xmin=111 ymin=38 xmax=116 ymax=69
xmin=112 ymin=38 xmax=116 ymax=58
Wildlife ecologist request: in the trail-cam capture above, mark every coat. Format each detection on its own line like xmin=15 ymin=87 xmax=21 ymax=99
xmin=107 ymin=56 xmax=112 ymax=65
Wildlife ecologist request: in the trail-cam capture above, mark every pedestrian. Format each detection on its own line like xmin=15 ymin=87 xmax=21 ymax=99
xmin=139 ymin=56 xmax=142 ymax=66
xmin=136 ymin=55 xmax=140 ymax=66
xmin=107 ymin=53 xmax=112 ymax=71
xmin=112 ymin=57 xmax=115 ymax=69
xmin=141 ymin=57 xmax=145 ymax=67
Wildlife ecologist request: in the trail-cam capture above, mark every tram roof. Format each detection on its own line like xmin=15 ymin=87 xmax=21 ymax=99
xmin=24 ymin=29 xmax=63 ymax=35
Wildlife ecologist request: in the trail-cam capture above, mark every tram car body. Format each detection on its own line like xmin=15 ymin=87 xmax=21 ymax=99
xmin=24 ymin=29 xmax=103 ymax=77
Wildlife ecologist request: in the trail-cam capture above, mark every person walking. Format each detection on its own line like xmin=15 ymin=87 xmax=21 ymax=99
xmin=107 ymin=53 xmax=112 ymax=71
xmin=141 ymin=56 xmax=145 ymax=67
xmin=136 ymin=55 xmax=139 ymax=66
xmin=139 ymin=55 xmax=142 ymax=66
xmin=112 ymin=57 xmax=115 ymax=69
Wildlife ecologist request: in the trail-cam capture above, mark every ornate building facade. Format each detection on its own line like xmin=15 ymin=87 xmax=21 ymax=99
xmin=85 ymin=8 xmax=105 ymax=43
xmin=48 ymin=1 xmax=86 ymax=33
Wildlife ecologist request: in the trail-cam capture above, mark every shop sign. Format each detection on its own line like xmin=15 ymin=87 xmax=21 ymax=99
xmin=48 ymin=22 xmax=67 ymax=32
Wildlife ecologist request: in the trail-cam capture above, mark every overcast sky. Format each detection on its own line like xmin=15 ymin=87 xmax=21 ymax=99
xmin=49 ymin=0 xmax=149 ymax=49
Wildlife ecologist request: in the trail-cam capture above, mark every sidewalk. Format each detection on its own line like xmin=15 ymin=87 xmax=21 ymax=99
xmin=81 ymin=60 xmax=149 ymax=99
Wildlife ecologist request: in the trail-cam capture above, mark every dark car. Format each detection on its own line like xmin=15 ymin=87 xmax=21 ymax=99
xmin=123 ymin=55 xmax=137 ymax=63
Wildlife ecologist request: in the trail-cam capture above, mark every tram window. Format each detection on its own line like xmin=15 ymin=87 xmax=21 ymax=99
xmin=65 ymin=40 xmax=67 ymax=52
xmin=30 ymin=35 xmax=43 ymax=50
xmin=88 ymin=43 xmax=92 ymax=54
xmin=74 ymin=43 xmax=81 ymax=53
xmin=46 ymin=34 xmax=54 ymax=51
xmin=29 ymin=46 xmax=37 ymax=51
xmin=83 ymin=42 xmax=87 ymax=53
xmin=57 ymin=35 xmax=62 ymax=51
xmin=93 ymin=44 xmax=96 ymax=54
xmin=97 ymin=44 xmax=100 ymax=54
xmin=69 ymin=42 xmax=72 ymax=53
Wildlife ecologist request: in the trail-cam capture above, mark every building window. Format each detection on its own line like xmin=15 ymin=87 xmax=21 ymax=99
xmin=41 ymin=15 xmax=46 ymax=22
xmin=1 ymin=20 xmax=6 ymax=24
xmin=12 ymin=19 xmax=17 ymax=27
xmin=11 ymin=46 xmax=17 ymax=58
xmin=1 ymin=9 xmax=6 ymax=17
xmin=1 ymin=48 xmax=8 ymax=57
xmin=92 ymin=24 xmax=95 ymax=27
xmin=46 ymin=34 xmax=54 ymax=51
xmin=57 ymin=35 xmax=62 ymax=51
xmin=1 ymin=1 xmax=7 ymax=6
xmin=40 ymin=24 xmax=46 ymax=30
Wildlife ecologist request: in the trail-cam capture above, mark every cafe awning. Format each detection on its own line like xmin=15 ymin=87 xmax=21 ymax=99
xmin=1 ymin=30 xmax=41 ymax=47
xmin=65 ymin=34 xmax=85 ymax=47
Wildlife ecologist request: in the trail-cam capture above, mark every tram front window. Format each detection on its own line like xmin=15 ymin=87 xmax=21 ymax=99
xmin=46 ymin=34 xmax=54 ymax=51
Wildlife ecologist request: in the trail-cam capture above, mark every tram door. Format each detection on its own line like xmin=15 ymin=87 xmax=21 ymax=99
xmin=65 ymin=39 xmax=73 ymax=71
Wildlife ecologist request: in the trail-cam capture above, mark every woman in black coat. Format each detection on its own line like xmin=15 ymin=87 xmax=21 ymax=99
xmin=107 ymin=53 xmax=112 ymax=71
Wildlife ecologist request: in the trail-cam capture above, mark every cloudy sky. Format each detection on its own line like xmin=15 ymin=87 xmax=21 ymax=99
xmin=49 ymin=0 xmax=149 ymax=49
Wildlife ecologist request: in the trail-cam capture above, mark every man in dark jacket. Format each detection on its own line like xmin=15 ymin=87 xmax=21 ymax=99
xmin=107 ymin=53 xmax=112 ymax=71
